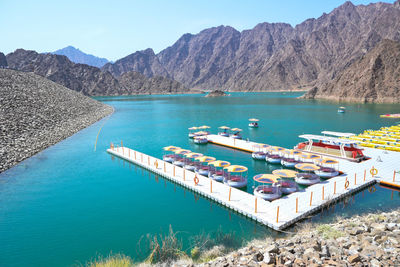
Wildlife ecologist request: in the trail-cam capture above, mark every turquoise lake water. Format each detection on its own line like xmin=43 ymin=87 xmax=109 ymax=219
xmin=1 ymin=92 xmax=400 ymax=266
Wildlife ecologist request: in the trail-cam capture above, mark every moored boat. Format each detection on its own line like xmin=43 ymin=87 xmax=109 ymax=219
xmin=218 ymin=126 xmax=230 ymax=137
xmin=195 ymin=156 xmax=216 ymax=176
xmin=251 ymin=144 xmax=269 ymax=160
xmin=278 ymin=180 xmax=298 ymax=194
xmin=188 ymin=127 xmax=198 ymax=138
xmin=252 ymin=174 xmax=282 ymax=201
xmin=172 ymin=149 xmax=191 ymax=167
xmin=162 ymin=146 xmax=181 ymax=163
xmin=295 ymin=173 xmax=320 ymax=186
xmin=194 ymin=136 xmax=208 ymax=144
xmin=314 ymin=158 xmax=340 ymax=178
xmin=266 ymin=146 xmax=284 ymax=164
xmin=208 ymin=160 xmax=230 ymax=182
xmin=272 ymin=169 xmax=299 ymax=194
xmin=183 ymin=152 xmax=203 ymax=171
xmin=224 ymin=165 xmax=248 ymax=188
xmin=295 ymin=132 xmax=365 ymax=162
xmin=338 ymin=106 xmax=346 ymax=113
xmin=248 ymin=118 xmax=259 ymax=128
xmin=294 ymin=163 xmax=321 ymax=185
xmin=230 ymin=128 xmax=243 ymax=139
xmin=280 ymin=149 xmax=302 ymax=167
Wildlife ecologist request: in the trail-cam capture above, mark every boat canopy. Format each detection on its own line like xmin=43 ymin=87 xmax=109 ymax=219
xmin=208 ymin=160 xmax=230 ymax=167
xmin=174 ymin=149 xmax=191 ymax=155
xmin=231 ymin=128 xmax=242 ymax=132
xmin=299 ymin=153 xmax=320 ymax=160
xmin=188 ymin=127 xmax=198 ymax=130
xmin=184 ymin=152 xmax=203 ymax=158
xmin=253 ymin=174 xmax=279 ymax=183
xmin=295 ymin=163 xmax=320 ymax=171
xmin=316 ymin=158 xmax=339 ymax=165
xmin=283 ymin=149 xmax=302 ymax=155
xmin=163 ymin=146 xmax=180 ymax=151
xmin=299 ymin=134 xmax=360 ymax=145
xmin=321 ymin=131 xmax=355 ymax=138
xmin=194 ymin=131 xmax=209 ymax=135
xmin=268 ymin=146 xmax=285 ymax=152
xmin=272 ymin=169 xmax=298 ymax=178
xmin=196 ymin=156 xmax=216 ymax=162
xmin=224 ymin=165 xmax=248 ymax=173
xmin=249 ymin=118 xmax=259 ymax=122
xmin=253 ymin=143 xmax=269 ymax=148
xmin=218 ymin=126 xmax=230 ymax=130
xmin=199 ymin=125 xmax=210 ymax=129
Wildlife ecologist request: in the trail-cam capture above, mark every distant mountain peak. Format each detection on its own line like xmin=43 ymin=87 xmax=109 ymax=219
xmin=52 ymin=46 xmax=109 ymax=68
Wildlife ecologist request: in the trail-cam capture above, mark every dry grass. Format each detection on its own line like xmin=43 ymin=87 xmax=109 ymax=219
xmin=86 ymin=254 xmax=133 ymax=267
xmin=317 ymin=224 xmax=344 ymax=239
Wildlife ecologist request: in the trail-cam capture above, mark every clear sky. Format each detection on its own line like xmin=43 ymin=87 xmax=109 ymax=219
xmin=0 ymin=0 xmax=395 ymax=61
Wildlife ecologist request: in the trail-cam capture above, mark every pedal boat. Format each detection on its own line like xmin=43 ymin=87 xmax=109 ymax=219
xmin=218 ymin=126 xmax=230 ymax=137
xmin=253 ymin=174 xmax=282 ymax=201
xmin=208 ymin=160 xmax=230 ymax=182
xmin=223 ymin=165 xmax=248 ymax=188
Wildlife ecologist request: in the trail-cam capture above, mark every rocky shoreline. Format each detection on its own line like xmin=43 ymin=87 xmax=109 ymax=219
xmin=164 ymin=209 xmax=400 ymax=267
xmin=0 ymin=69 xmax=113 ymax=173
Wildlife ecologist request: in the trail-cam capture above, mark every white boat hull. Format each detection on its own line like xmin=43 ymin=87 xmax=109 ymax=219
xmin=252 ymin=152 xmax=267 ymax=160
xmin=254 ymin=186 xmax=281 ymax=201
xmin=173 ymin=160 xmax=185 ymax=168
xmin=211 ymin=174 xmax=224 ymax=182
xmin=314 ymin=170 xmax=339 ymax=178
xmin=196 ymin=168 xmax=209 ymax=177
xmin=281 ymin=159 xmax=299 ymax=168
xmin=188 ymin=133 xmax=196 ymax=138
xmin=230 ymin=135 xmax=242 ymax=139
xmin=224 ymin=178 xmax=247 ymax=188
xmin=163 ymin=155 xmax=175 ymax=163
xmin=194 ymin=139 xmax=208 ymax=144
xmin=266 ymin=156 xmax=282 ymax=164
xmin=184 ymin=165 xmax=196 ymax=172
xmin=295 ymin=174 xmax=320 ymax=186
xmin=248 ymin=123 xmax=258 ymax=128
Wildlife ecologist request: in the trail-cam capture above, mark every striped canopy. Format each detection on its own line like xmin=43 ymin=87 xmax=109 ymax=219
xmin=188 ymin=127 xmax=198 ymax=130
xmin=174 ymin=149 xmax=191 ymax=155
xmin=283 ymin=149 xmax=302 ymax=156
xmin=224 ymin=165 xmax=248 ymax=173
xmin=196 ymin=156 xmax=216 ymax=163
xmin=249 ymin=118 xmax=259 ymax=122
xmin=295 ymin=163 xmax=320 ymax=171
xmin=194 ymin=131 xmax=209 ymax=136
xmin=253 ymin=143 xmax=270 ymax=148
xmin=208 ymin=160 xmax=231 ymax=167
xmin=268 ymin=146 xmax=285 ymax=152
xmin=299 ymin=153 xmax=321 ymax=160
xmin=253 ymin=174 xmax=279 ymax=183
xmin=272 ymin=169 xmax=298 ymax=178
xmin=184 ymin=152 xmax=203 ymax=158
xmin=163 ymin=146 xmax=180 ymax=151
xmin=199 ymin=125 xmax=210 ymax=129
xmin=317 ymin=158 xmax=339 ymax=165
xmin=231 ymin=128 xmax=242 ymax=132
xmin=219 ymin=126 xmax=230 ymax=130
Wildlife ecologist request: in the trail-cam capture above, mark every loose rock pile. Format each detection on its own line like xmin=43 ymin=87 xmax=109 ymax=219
xmin=179 ymin=210 xmax=400 ymax=267
xmin=0 ymin=69 xmax=113 ymax=173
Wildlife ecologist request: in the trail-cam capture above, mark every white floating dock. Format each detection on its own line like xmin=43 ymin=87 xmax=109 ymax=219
xmin=107 ymin=139 xmax=400 ymax=230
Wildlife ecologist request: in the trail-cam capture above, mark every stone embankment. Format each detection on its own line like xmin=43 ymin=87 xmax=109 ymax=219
xmin=172 ymin=209 xmax=400 ymax=267
xmin=0 ymin=69 xmax=113 ymax=173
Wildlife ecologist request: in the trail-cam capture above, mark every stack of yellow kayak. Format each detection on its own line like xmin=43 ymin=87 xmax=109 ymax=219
xmin=345 ymin=123 xmax=400 ymax=152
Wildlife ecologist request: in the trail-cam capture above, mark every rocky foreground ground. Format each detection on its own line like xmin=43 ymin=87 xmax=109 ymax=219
xmin=0 ymin=69 xmax=113 ymax=173
xmin=164 ymin=209 xmax=400 ymax=267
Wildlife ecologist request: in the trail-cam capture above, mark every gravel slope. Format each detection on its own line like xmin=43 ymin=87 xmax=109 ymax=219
xmin=0 ymin=69 xmax=113 ymax=173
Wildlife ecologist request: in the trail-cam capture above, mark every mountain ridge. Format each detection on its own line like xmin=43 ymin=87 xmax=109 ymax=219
xmin=101 ymin=0 xmax=400 ymax=99
xmin=52 ymin=46 xmax=109 ymax=68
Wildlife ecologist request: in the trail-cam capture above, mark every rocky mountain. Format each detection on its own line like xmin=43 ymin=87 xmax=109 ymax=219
xmin=0 ymin=52 xmax=7 ymax=68
xmin=102 ymin=0 xmax=400 ymax=95
xmin=6 ymin=49 xmax=187 ymax=96
xmin=102 ymin=48 xmax=169 ymax=78
xmin=0 ymin=69 xmax=113 ymax=173
xmin=303 ymin=39 xmax=400 ymax=103
xmin=52 ymin=46 xmax=109 ymax=68
xmin=118 ymin=71 xmax=186 ymax=94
